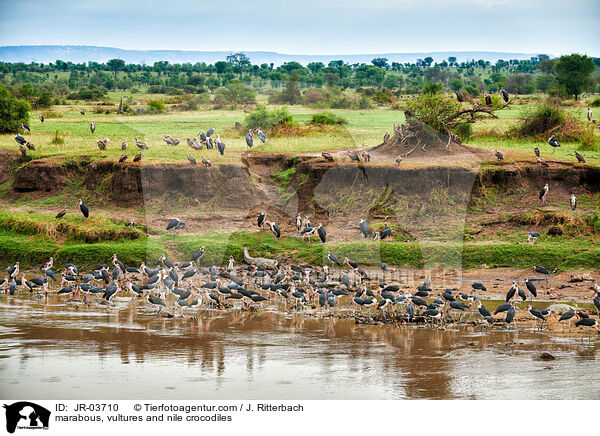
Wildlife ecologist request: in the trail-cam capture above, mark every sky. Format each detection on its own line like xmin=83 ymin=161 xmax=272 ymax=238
xmin=0 ymin=0 xmax=598 ymax=56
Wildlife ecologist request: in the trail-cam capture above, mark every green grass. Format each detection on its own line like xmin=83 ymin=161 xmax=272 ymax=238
xmin=2 ymin=224 xmax=598 ymax=271
xmin=0 ymin=210 xmax=145 ymax=242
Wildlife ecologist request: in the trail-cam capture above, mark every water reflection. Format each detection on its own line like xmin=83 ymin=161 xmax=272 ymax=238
xmin=0 ymin=296 xmax=599 ymax=399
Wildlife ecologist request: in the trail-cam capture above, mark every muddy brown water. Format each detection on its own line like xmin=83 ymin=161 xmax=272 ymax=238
xmin=1 ymin=295 xmax=599 ymax=400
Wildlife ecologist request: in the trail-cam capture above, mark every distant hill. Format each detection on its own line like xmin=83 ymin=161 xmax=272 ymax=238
xmin=0 ymin=45 xmax=549 ymax=66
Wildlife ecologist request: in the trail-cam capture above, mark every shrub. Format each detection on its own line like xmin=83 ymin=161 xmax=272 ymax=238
xmin=243 ymin=105 xmax=294 ymax=131
xmin=147 ymin=85 xmax=164 ymax=94
xmin=509 ymin=103 xmax=565 ymax=137
xmin=577 ymin=125 xmax=598 ymax=151
xmin=304 ymin=89 xmax=325 ymax=105
xmin=422 ymin=81 xmax=444 ymax=95
xmin=0 ymin=84 xmax=30 ymax=133
xmin=454 ymin=123 xmax=472 ymax=141
xmin=214 ymin=82 xmax=256 ymax=106
xmin=464 ymin=84 xmax=480 ymax=97
xmin=310 ymin=112 xmax=348 ymax=125
xmin=589 ymin=97 xmax=600 ymax=108
xmin=404 ymin=94 xmax=461 ymax=132
xmin=509 ymin=103 xmax=588 ymax=143
xmin=148 ymin=100 xmax=165 ymax=112
xmin=50 ymin=129 xmax=64 ymax=145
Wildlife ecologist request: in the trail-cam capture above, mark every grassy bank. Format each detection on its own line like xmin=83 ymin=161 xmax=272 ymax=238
xmin=2 ymin=227 xmax=598 ymax=272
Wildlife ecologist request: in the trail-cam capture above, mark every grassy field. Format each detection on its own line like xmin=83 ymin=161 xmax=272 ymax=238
xmin=1 ymin=93 xmax=598 ymax=166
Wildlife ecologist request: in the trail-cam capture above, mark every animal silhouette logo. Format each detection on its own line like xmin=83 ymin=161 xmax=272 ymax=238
xmin=3 ymin=402 xmax=50 ymax=433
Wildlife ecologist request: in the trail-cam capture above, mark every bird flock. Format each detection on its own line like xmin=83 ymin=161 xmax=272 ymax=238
xmin=12 ymin=115 xmax=268 ymax=165
xmin=2 ymin=250 xmax=599 ymax=339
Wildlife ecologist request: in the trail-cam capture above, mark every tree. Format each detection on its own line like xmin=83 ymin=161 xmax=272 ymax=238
xmin=0 ymin=84 xmax=30 ymax=133
xmin=281 ymin=72 xmax=302 ymax=104
xmin=226 ymin=53 xmax=251 ymax=78
xmin=106 ymin=58 xmax=125 ymax=78
xmin=423 ymin=57 xmax=434 ymax=67
xmin=371 ymin=58 xmax=389 ymax=69
xmin=554 ymin=54 xmax=595 ymax=99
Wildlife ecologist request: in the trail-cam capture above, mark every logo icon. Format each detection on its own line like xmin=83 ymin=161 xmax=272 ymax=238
xmin=3 ymin=402 xmax=51 ymax=434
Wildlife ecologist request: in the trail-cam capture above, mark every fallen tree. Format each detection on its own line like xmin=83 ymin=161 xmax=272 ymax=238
xmin=375 ymin=93 xmax=510 ymax=156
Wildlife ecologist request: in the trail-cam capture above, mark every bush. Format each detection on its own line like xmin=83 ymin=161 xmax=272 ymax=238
xmin=422 ymin=81 xmax=444 ymax=95
xmin=243 ymin=105 xmax=294 ymax=131
xmin=589 ymin=97 xmax=600 ymax=108
xmin=304 ymin=89 xmax=325 ymax=105
xmin=509 ymin=103 xmax=565 ymax=137
xmin=578 ymin=125 xmax=599 ymax=151
xmin=148 ymin=100 xmax=166 ymax=112
xmin=509 ymin=103 xmax=588 ymax=143
xmin=404 ymin=93 xmax=461 ymax=132
xmin=214 ymin=82 xmax=256 ymax=107
xmin=310 ymin=112 xmax=348 ymax=125
xmin=147 ymin=85 xmax=164 ymax=94
xmin=0 ymin=84 xmax=30 ymax=133
xmin=67 ymin=86 xmax=107 ymax=100
xmin=453 ymin=123 xmax=472 ymax=141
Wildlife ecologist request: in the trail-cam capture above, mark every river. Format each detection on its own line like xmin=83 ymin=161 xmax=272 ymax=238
xmin=1 ymin=295 xmax=598 ymax=400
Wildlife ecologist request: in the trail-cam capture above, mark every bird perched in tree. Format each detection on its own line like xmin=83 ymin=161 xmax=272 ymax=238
xmin=317 ymin=224 xmax=326 ymax=243
xmin=133 ymin=152 xmax=143 ymax=162
xmin=383 ymin=131 xmax=390 ymax=142
xmin=90 ymin=121 xmax=95 ymax=133
xmin=79 ymin=199 xmax=89 ymax=222
xmin=321 ymin=152 xmax=334 ymax=162
xmin=574 ymin=151 xmax=585 ymax=163
xmin=257 ymin=211 xmax=266 ymax=230
xmin=539 ymin=183 xmax=549 ymax=205
xmin=570 ymin=194 xmax=577 ymax=211
xmin=500 ymin=88 xmax=509 ymax=103
xmin=187 ymin=154 xmax=197 ymax=165
xmin=118 ymin=154 xmax=128 ymax=163
xmin=201 ymin=156 xmax=211 ymax=167
xmin=245 ymin=129 xmax=254 ymax=148
xmin=494 ymin=150 xmax=504 ymax=160
xmin=548 ymin=135 xmax=560 ymax=152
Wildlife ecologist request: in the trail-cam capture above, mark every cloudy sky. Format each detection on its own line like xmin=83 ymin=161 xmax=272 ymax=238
xmin=0 ymin=0 xmax=598 ymax=55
